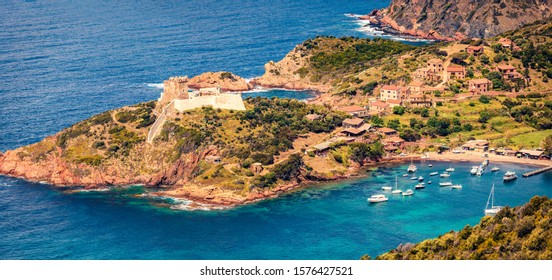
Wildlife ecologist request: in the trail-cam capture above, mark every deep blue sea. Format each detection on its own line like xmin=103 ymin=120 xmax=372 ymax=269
xmin=1 ymin=0 xmax=551 ymax=260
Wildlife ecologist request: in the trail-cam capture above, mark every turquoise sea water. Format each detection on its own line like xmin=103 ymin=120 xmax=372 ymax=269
xmin=1 ymin=161 xmax=551 ymax=259
xmin=1 ymin=0 xmax=551 ymax=259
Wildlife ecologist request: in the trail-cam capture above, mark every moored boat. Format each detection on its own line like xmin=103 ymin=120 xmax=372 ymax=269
xmin=402 ymin=189 xmax=414 ymax=196
xmin=470 ymin=166 xmax=478 ymax=175
xmin=451 ymin=184 xmax=462 ymax=189
xmin=491 ymin=167 xmax=500 ymax=172
xmin=391 ymin=175 xmax=402 ymax=194
xmin=503 ymin=171 xmax=517 ymax=182
xmin=439 ymin=182 xmax=453 ymax=187
xmin=440 ymin=172 xmax=450 ymax=178
xmin=484 ymin=183 xmax=503 ymax=216
xmin=415 ymin=183 xmax=425 ymax=189
xmin=430 ymin=172 xmax=439 ymax=176
xmin=368 ymin=194 xmax=388 ymax=203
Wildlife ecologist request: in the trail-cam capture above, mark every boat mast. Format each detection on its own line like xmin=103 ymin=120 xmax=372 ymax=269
xmin=485 ymin=184 xmax=494 ymax=210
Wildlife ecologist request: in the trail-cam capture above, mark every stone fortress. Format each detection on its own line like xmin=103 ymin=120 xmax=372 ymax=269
xmin=147 ymin=76 xmax=246 ymax=143
xmin=158 ymin=76 xmax=246 ymax=111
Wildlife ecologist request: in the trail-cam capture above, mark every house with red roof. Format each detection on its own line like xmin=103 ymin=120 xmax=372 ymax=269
xmin=446 ymin=65 xmax=466 ymax=80
xmin=468 ymin=78 xmax=493 ymax=94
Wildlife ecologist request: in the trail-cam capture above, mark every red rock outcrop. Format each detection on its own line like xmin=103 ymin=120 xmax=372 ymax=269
xmin=188 ymin=71 xmax=253 ymax=92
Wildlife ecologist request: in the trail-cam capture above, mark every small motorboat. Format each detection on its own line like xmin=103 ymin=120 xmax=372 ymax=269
xmin=411 ymin=176 xmax=418 ymax=180
xmin=429 ymin=172 xmax=439 ymax=176
xmin=402 ymin=189 xmax=414 ymax=196
xmin=428 ymin=164 xmax=433 ymax=167
xmin=470 ymin=166 xmax=478 ymax=175
xmin=451 ymin=184 xmax=463 ymax=189
xmin=440 ymin=172 xmax=450 ymax=178
xmin=439 ymin=182 xmax=453 ymax=187
xmin=382 ymin=186 xmax=392 ymax=191
xmin=503 ymin=171 xmax=517 ymax=182
xmin=418 ymin=176 xmax=424 ymax=182
xmin=427 ymin=180 xmax=432 ymax=184
xmin=368 ymin=194 xmax=389 ymax=203
xmin=403 ymin=174 xmax=409 ymax=177
xmin=446 ymin=166 xmax=455 ymax=172
xmin=415 ymin=183 xmax=425 ymax=189
xmin=491 ymin=167 xmax=500 ymax=172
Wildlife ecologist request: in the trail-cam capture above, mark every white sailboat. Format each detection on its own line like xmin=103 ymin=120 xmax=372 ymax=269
xmin=440 ymin=172 xmax=450 ymax=178
xmin=484 ymin=183 xmax=503 ymax=216
xmin=407 ymin=158 xmax=417 ymax=173
xmin=391 ymin=175 xmax=402 ymax=194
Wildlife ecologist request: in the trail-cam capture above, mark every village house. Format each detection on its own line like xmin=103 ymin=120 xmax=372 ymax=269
xmin=414 ymin=67 xmax=436 ymax=81
xmin=377 ymin=127 xmax=398 ymax=137
xmin=413 ymin=59 xmax=443 ymax=82
xmin=494 ymin=148 xmax=518 ymax=157
xmin=380 ymin=85 xmax=410 ymax=101
xmin=342 ymin=117 xmax=364 ymax=129
xmin=497 ymin=65 xmax=522 ymax=80
xmin=466 ymin=45 xmax=484 ymax=56
xmin=369 ymin=101 xmax=389 ymax=115
xmin=446 ymin=65 xmax=466 ymax=80
xmin=341 ymin=127 xmax=365 ymax=137
xmin=251 ymin=162 xmax=263 ymax=174
xmin=461 ymin=140 xmax=489 ymax=152
xmin=407 ymin=94 xmax=432 ymax=107
xmin=498 ymin=38 xmax=513 ymax=48
xmin=519 ymin=149 xmax=550 ymax=160
xmin=468 ymin=78 xmax=493 ymax=94
xmin=408 ymin=81 xmax=424 ymax=94
xmin=387 ymin=99 xmax=402 ymax=108
xmin=338 ymin=105 xmax=369 ymax=117
xmin=427 ymin=59 xmax=444 ymax=73
xmin=382 ymin=136 xmax=405 ymax=152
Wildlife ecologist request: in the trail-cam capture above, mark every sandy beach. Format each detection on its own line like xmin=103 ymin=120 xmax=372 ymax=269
xmin=422 ymin=151 xmax=552 ymax=167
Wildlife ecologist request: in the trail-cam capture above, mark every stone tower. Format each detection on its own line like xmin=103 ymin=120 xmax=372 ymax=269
xmin=159 ymin=76 xmax=189 ymax=106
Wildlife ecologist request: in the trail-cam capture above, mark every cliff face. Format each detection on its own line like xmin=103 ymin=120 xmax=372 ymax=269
xmin=370 ymin=0 xmax=552 ymax=40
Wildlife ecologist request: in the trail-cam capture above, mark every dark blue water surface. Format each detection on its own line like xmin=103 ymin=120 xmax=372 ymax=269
xmin=1 ymin=0 xmax=552 ymax=260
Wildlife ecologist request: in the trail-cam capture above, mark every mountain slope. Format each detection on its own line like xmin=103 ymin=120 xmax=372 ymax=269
xmin=374 ymin=196 xmax=552 ymax=260
xmin=369 ymin=0 xmax=552 ymax=40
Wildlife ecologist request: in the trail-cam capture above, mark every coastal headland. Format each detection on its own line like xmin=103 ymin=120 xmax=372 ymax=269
xmin=2 ymin=17 xmax=552 ymax=210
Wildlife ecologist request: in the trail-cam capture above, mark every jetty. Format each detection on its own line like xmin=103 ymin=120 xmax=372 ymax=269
xmin=523 ymin=165 xmax=552 ymax=178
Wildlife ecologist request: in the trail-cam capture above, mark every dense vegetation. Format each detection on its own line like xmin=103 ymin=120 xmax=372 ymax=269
xmin=50 ymin=101 xmax=156 ymax=165
xmin=501 ymin=17 xmax=552 ymax=78
xmin=304 ymin=37 xmax=414 ymax=74
xmin=157 ymin=97 xmax=348 ymax=166
xmin=371 ymin=196 xmax=552 ymax=260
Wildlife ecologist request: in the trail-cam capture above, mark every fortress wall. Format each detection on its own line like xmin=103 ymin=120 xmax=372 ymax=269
xmin=173 ymin=94 xmax=246 ymax=112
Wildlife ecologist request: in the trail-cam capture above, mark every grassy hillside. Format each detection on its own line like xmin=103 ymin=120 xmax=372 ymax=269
xmin=379 ymin=94 xmax=552 ymax=151
xmin=372 ymin=196 xmax=552 ymax=260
